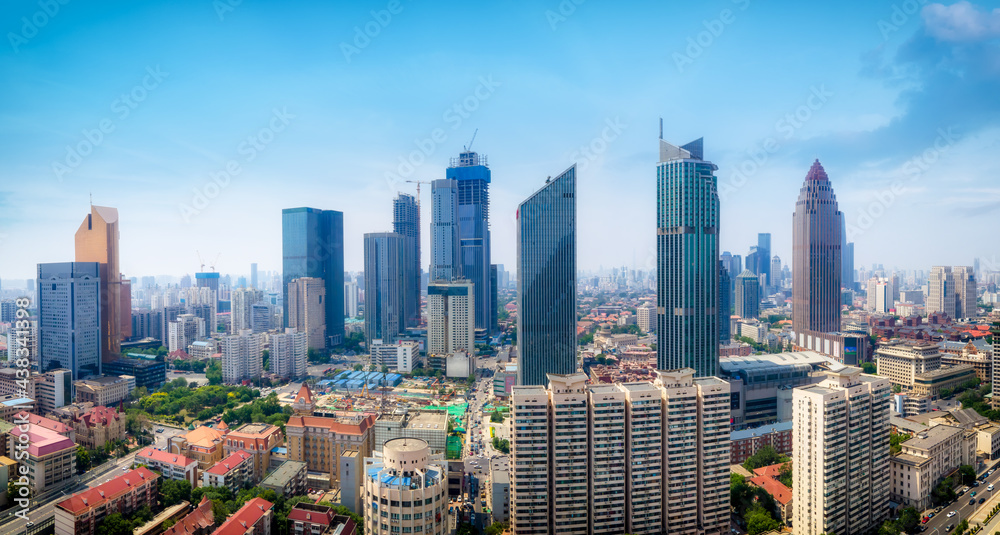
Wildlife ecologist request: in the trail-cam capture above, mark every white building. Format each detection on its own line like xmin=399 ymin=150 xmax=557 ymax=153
xmin=636 ymin=303 xmax=656 ymax=334
xmin=793 ymin=367 xmax=891 ymax=535
xmin=890 ymin=424 xmax=976 ymax=510
xmin=168 ymin=314 xmax=204 ymax=353
xmin=345 ymin=280 xmax=359 ymax=318
xmin=222 ymin=329 xmax=263 ymax=384
xmin=426 ymin=280 xmax=474 ymax=371
xmin=362 ymin=438 xmax=447 ymax=535
xmin=370 ymin=340 xmax=419 ymax=373
xmin=269 ymin=328 xmax=307 ymax=380
xmin=876 ymin=341 xmax=942 ymax=388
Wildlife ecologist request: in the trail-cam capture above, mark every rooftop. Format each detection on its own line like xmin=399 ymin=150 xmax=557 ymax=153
xmin=206 ymin=450 xmax=253 ymax=476
xmin=905 ymin=424 xmax=964 ymax=451
xmin=57 ymin=467 xmax=158 ymax=515
xmin=731 ymin=421 xmax=794 ymax=441
xmin=214 ymin=497 xmax=273 ymax=535
xmin=137 ymin=447 xmax=196 ymax=467
xmin=260 ymin=460 xmax=307 ymax=488
xmin=10 ymin=424 xmax=75 ymax=457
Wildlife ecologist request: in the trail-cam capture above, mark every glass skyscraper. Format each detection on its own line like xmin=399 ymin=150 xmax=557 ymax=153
xmin=37 ymin=261 xmax=102 ymax=379
xmin=792 ymin=160 xmax=842 ymax=335
xmin=430 ymin=179 xmax=460 ymax=282
xmin=516 ymin=165 xmax=576 ymax=386
xmin=393 ymin=193 xmax=421 ymax=329
xmin=656 ymin=137 xmax=719 ymax=378
xmin=447 ymin=151 xmax=492 ymax=332
xmin=363 ymin=232 xmax=403 ymax=347
xmin=282 ymin=207 xmax=344 ymax=346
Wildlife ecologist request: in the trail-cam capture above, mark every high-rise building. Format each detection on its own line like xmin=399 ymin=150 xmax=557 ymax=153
xmin=516 ymin=167 xmax=576 ymax=386
xmin=195 ymin=272 xmax=220 ymax=292
xmin=866 ymin=277 xmax=894 ymax=313
xmin=656 ymin=137 xmax=719 ymax=377
xmin=954 ymin=266 xmax=977 ymax=319
xmin=927 ymin=266 xmax=957 ymax=318
xmin=426 ymin=280 xmax=474 ymax=371
xmin=120 ymin=276 xmax=132 ymax=340
xmin=841 ymin=217 xmax=855 ymax=289
xmin=282 ymin=207 xmax=344 ymax=346
xmin=269 ymin=328 xmax=307 ymax=379
xmin=792 ymin=160 xmax=842 ymax=336
xmin=363 ymin=232 xmax=403 ymax=347
xmin=168 ymin=314 xmax=204 ymax=353
xmin=393 ymin=193 xmax=421 ymax=329
xmin=719 ymin=261 xmax=731 ymax=343
xmin=74 ymin=205 xmax=121 ymax=361
xmin=757 ymin=233 xmax=772 ymax=289
xmin=447 ymin=150 xmax=492 ymax=331
xmin=221 ymin=329 xmax=262 ymax=384
xmin=362 ymin=438 xmax=448 ymax=535
xmin=636 ymin=303 xmax=656 ymax=334
xmin=250 ymin=263 xmax=258 ymax=289
xmin=490 ymin=263 xmax=499 ymax=334
xmin=286 ymin=277 xmax=326 ymax=351
xmin=793 ymin=367 xmax=890 ymax=535
xmin=770 ymin=255 xmax=782 ymax=289
xmin=344 ymin=280 xmax=359 ymax=318
xmin=734 ymin=270 xmax=760 ymax=320
xmin=231 ymin=288 xmax=263 ymax=334
xmin=37 ymin=262 xmax=102 ymax=380
xmin=509 ymin=370 xmax=730 ymax=535
xmin=430 ymin=178 xmax=460 ymax=282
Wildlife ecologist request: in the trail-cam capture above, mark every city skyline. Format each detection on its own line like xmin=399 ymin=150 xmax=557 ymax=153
xmin=3 ymin=2 xmax=1000 ymax=280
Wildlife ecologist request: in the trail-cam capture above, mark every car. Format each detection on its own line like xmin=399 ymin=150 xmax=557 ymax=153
xmin=980 ymin=498 xmax=986 ymax=504
xmin=928 ymin=512 xmax=935 ymax=518
xmin=26 ymin=522 xmax=33 ymax=528
xmin=990 ymin=484 xmax=995 ymax=491
xmin=990 ymin=469 xmax=995 ymax=476
xmin=946 ymin=525 xmax=953 ymax=533
xmin=947 ymin=511 xmax=957 ymax=518
xmin=974 ymin=481 xmax=981 ymax=486
xmin=970 ymin=498 xmax=976 ymax=506
xmin=972 ymin=491 xmax=977 ymax=496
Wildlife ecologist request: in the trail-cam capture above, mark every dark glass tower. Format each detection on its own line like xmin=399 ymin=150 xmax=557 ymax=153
xmin=363 ymin=232 xmax=403 ymax=347
xmin=393 ymin=193 xmax=421 ymax=329
xmin=447 ymin=151 xmax=491 ymax=332
xmin=656 ymin=137 xmax=719 ymax=378
xmin=37 ymin=262 xmax=102 ymax=379
xmin=840 ymin=216 xmax=855 ymax=290
xmin=282 ymin=208 xmax=345 ymax=346
xmin=792 ymin=160 xmax=842 ymax=335
xmin=718 ymin=260 xmax=731 ymax=342
xmin=516 ymin=166 xmax=576 ymax=386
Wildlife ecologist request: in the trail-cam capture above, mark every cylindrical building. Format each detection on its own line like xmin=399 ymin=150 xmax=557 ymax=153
xmin=364 ymin=438 xmax=448 ymax=535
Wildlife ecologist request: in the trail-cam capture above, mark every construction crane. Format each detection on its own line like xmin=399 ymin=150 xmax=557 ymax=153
xmin=464 ymin=128 xmax=478 ymax=152
xmin=405 ymin=180 xmax=432 ymax=208
xmin=209 ymin=253 xmax=220 ymax=272
xmin=196 ymin=251 xmax=206 ymax=272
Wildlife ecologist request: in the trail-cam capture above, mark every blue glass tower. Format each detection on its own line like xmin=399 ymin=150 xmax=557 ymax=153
xmin=516 ymin=166 xmax=576 ymax=386
xmin=37 ymin=262 xmax=102 ymax=379
xmin=656 ymin=137 xmax=720 ymax=377
xmin=282 ymin=208 xmax=344 ymax=346
xmin=393 ymin=193 xmax=421 ymax=329
xmin=447 ymin=151 xmax=492 ymax=332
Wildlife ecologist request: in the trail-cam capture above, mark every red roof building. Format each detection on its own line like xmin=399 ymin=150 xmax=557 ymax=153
xmin=224 ymin=423 xmax=284 ymax=481
xmin=214 ymin=497 xmax=274 ymax=535
xmin=55 ymin=467 xmax=159 ymax=535
xmin=72 ymin=405 xmax=126 ymax=449
xmin=203 ymin=449 xmax=254 ymax=491
xmin=162 ymin=495 xmax=215 ymax=535
xmin=135 ymin=447 xmax=199 ymax=486
xmin=288 ymin=502 xmax=358 ymax=535
xmin=748 ymin=474 xmax=793 ymax=522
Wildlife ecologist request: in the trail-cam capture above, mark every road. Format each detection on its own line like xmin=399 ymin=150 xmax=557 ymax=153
xmin=921 ymin=461 xmax=1000 ymax=535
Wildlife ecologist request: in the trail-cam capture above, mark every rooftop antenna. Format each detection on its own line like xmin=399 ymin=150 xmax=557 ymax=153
xmin=659 ymin=118 xmax=663 ymax=140
xmin=89 ymin=192 xmax=93 ymax=206
xmin=464 ymin=128 xmax=478 ymax=152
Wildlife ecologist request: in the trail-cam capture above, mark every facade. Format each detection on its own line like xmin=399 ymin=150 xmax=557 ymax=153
xmin=223 ymin=423 xmax=284 ymax=482
xmin=54 ymin=467 xmax=158 ymax=535
xmin=910 ymin=364 xmax=978 ymax=400
xmin=363 ymin=232 xmax=404 ymax=347
xmin=289 ymin=503 xmax=358 ymax=535
xmin=510 ymin=369 xmax=730 ymax=535
xmin=890 ymin=424 xmax=976 ymax=510
xmin=203 ymin=449 xmax=254 ymax=492
xmin=9 ymin=424 xmax=77 ymax=491
xmin=927 ymin=266 xmax=957 ymax=318
xmin=636 ymin=304 xmax=656 ymax=334
xmin=516 ymin=166 xmax=577 ymax=386
xmin=374 ymin=410 xmax=448 ymax=454
xmin=35 ymin=368 xmax=73 ymax=414
xmin=792 ymin=160 xmax=843 ymax=338
xmin=222 ymin=329 xmax=263 ymax=384
xmin=102 ymin=357 xmax=165 ymax=390
xmin=134 ymin=447 xmax=199 ymax=486
xmin=75 ymin=205 xmax=121 ymax=363
xmin=393 ymin=193 xmax=421 ymax=330
xmin=875 ymin=341 xmax=942 ymax=387
xmin=287 ymin=277 xmax=327 ymax=351
xmin=269 ymin=328 xmax=308 ymax=380
xmin=73 ymin=375 xmax=132 ymax=406
xmin=954 ymin=266 xmax=978 ymax=319
xmin=362 ymin=437 xmax=448 ymax=535
xmin=282 ymin=207 xmax=345 ymax=347
xmin=169 ymin=425 xmax=229 ymax=470
xmin=37 ymin=262 xmax=102 ymax=380
xmin=430 ymin=178 xmax=460 ymax=282
xmin=168 ymin=313 xmax=204 ymax=353
xmin=231 ymin=288 xmax=264 ymax=334
xmin=730 ymin=421 xmax=794 ymax=465
xmin=214 ymin=497 xmax=274 ymax=535
xmin=71 ymin=405 xmax=126 ymax=449
xmin=286 ymin=412 xmax=376 ymax=486
xmin=735 ymin=270 xmax=760 ymax=320
xmin=792 ymin=368 xmax=891 ymax=535
xmin=719 ymin=261 xmax=731 ymax=342
xmin=426 ymin=280 xmax=475 ymax=371
xmin=260 ymin=460 xmax=308 ymax=497
xmin=447 ymin=150 xmax=492 ymax=332
xmin=370 ymin=340 xmax=419 ymax=374
xmin=656 ymin=138 xmax=719 ymax=377
xmin=345 ymin=280 xmax=359 ymax=318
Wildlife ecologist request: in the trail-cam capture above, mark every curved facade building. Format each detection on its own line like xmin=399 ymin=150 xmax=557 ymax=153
xmin=792 ymin=160 xmax=842 ymax=335
xmin=363 ymin=438 xmax=447 ymax=535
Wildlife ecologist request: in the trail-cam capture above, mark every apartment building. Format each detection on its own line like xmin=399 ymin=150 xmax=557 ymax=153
xmin=636 ymin=303 xmax=656 ymax=334
xmin=362 ymin=438 xmax=448 ymax=535
xmin=890 ymin=424 xmax=976 ymax=510
xmin=214 ymin=497 xmax=274 ymax=535
xmin=222 ymin=329 xmax=263 ymax=385
xmin=792 ymin=368 xmax=891 ymax=535
xmin=134 ymin=447 xmax=199 ymax=487
xmin=54 ymin=467 xmax=159 ymax=535
xmin=167 ymin=424 xmax=229 ymax=470
xmin=260 ymin=460 xmax=308 ymax=498
xmin=223 ymin=423 xmax=284 ymax=482
xmin=288 ymin=503 xmax=358 ymax=535
xmin=875 ymin=341 xmax=942 ymax=388
xmin=8 ymin=424 xmax=76 ymax=491
xmin=730 ymin=421 xmax=794 ymax=465
xmin=203 ymin=449 xmax=254 ymax=492
xmin=509 ymin=369 xmax=730 ymax=535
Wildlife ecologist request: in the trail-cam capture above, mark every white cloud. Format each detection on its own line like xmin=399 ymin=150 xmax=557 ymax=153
xmin=923 ymin=1 xmax=1000 ymax=42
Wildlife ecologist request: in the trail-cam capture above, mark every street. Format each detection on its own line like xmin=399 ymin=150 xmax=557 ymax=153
xmin=920 ymin=461 xmax=1000 ymax=535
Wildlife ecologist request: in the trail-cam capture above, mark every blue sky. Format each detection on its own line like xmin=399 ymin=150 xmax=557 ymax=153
xmin=1 ymin=0 xmax=999 ymax=281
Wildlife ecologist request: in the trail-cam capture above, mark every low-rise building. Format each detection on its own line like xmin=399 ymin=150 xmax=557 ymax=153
xmin=260 ymin=460 xmax=308 ymax=498
xmin=203 ymin=449 xmax=254 ymax=492
xmin=214 ymin=497 xmax=274 ymax=535
xmin=489 ymin=457 xmax=510 ymax=523
xmin=55 ymin=467 xmax=159 ymax=535
xmin=374 ymin=410 xmax=448 ymax=454
xmin=978 ymin=425 xmax=1000 ymax=460
xmin=876 ymin=341 xmax=943 ymax=388
xmin=71 ymin=405 xmax=126 ymax=449
xmin=893 ymin=393 xmax=933 ymax=417
xmin=748 ymin=475 xmax=793 ymax=524
xmin=102 ymin=358 xmax=166 ymax=390
xmin=224 ymin=423 xmax=284 ymax=482
xmin=134 ymin=447 xmax=199 ymax=487
xmin=8 ymin=423 xmax=76 ymax=492
xmin=730 ymin=421 xmax=793 ymax=465
xmin=911 ymin=365 xmax=978 ymax=400
xmin=890 ymin=424 xmax=977 ymax=510
xmin=162 ymin=495 xmax=215 ymax=535
xmin=74 ymin=375 xmax=133 ymax=406
xmin=167 ymin=424 xmax=229 ymax=470
xmin=493 ymin=366 xmax=517 ymax=399
xmin=10 ymin=411 xmax=74 ymax=441
xmin=288 ymin=502 xmax=358 ymax=535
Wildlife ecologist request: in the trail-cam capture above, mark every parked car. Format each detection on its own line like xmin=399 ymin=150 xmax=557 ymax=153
xmin=947 ymin=511 xmax=957 ymax=518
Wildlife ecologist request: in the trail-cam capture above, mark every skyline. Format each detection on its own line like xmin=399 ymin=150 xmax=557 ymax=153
xmin=3 ymin=1 xmax=1000 ymax=280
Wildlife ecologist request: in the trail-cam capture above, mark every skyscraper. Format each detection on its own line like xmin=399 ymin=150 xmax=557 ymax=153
xmin=269 ymin=328 xmax=307 ymax=380
xmin=250 ymin=263 xmax=258 ymax=289
xmin=718 ymin=261 xmax=731 ymax=342
xmin=392 ymin=193 xmax=420 ymax=329
xmin=516 ymin=166 xmax=576 ymax=386
xmin=282 ymin=207 xmax=344 ymax=346
xmin=954 ymin=265 xmax=977 ymax=319
xmin=75 ymin=205 xmax=121 ymax=361
xmin=426 ymin=280 xmax=475 ymax=371
xmin=841 ymin=217 xmax=855 ymax=289
xmin=363 ymin=232 xmax=403 ymax=347
xmin=757 ymin=233 xmax=772 ymax=289
xmin=927 ymin=266 xmax=956 ymax=318
xmin=287 ymin=277 xmax=326 ymax=351
xmin=447 ymin=150 xmax=492 ymax=331
xmin=770 ymin=255 xmax=782 ymax=289
xmin=735 ymin=270 xmax=760 ymax=319
xmin=656 ymin=137 xmax=719 ymax=377
xmin=430 ymin=179 xmax=460 ymax=282
xmin=231 ymin=288 xmax=262 ymax=334
xmin=37 ymin=262 xmax=102 ymax=379
xmin=792 ymin=160 xmax=842 ymax=335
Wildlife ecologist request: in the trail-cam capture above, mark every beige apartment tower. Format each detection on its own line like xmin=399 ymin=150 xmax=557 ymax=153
xmin=426 ymin=279 xmax=475 ymax=369
xmin=287 ymin=277 xmax=326 ymax=351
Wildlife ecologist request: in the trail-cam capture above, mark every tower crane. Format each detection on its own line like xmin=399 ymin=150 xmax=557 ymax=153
xmin=405 ymin=180 xmax=432 ymax=207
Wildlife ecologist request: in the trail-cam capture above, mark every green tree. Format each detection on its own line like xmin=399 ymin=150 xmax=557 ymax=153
xmin=890 ymin=432 xmax=911 ymax=455
xmin=960 ymin=464 xmax=977 ymax=485
xmin=206 ymin=360 xmax=223 ymax=385
xmin=861 ymin=362 xmax=877 ymax=374
xmin=77 ymin=446 xmax=92 ymax=473
xmin=96 ymin=513 xmax=132 ymax=535
xmin=161 ymin=479 xmax=192 ymax=506
xmin=353 ymin=364 xmax=364 ymax=371
xmin=778 ymin=463 xmax=792 ymax=488
xmin=742 ymin=445 xmax=789 ymax=471
xmin=490 ymin=410 xmax=505 ymax=424
xmin=485 ymin=522 xmax=509 ymax=535
xmin=745 ymin=503 xmax=781 ymax=535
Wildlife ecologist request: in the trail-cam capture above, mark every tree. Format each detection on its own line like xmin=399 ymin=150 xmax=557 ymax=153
xmin=745 ymin=503 xmax=781 ymax=535
xmin=77 ymin=446 xmax=92 ymax=473
xmin=485 ymin=522 xmax=509 ymax=535
xmin=490 ymin=410 xmax=505 ymax=424
xmin=778 ymin=463 xmax=792 ymax=488
xmin=206 ymin=360 xmax=223 ymax=385
xmin=899 ymin=507 xmax=920 ymax=533
xmin=743 ymin=445 xmax=789 ymax=471
xmin=96 ymin=513 xmax=132 ymax=535
xmin=161 ymin=479 xmax=192 ymax=506
xmin=860 ymin=362 xmax=876 ymax=374
xmin=353 ymin=364 xmax=364 ymax=371
xmin=890 ymin=432 xmax=910 ymax=455
xmin=960 ymin=464 xmax=977 ymax=485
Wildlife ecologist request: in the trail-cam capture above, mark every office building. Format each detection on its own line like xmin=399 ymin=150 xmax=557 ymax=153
xmin=430 ymin=178 xmax=460 ymax=282
xmin=74 ymin=375 xmax=132 ymax=406
xmin=232 ymin=288 xmax=263 ymax=334
xmin=370 ymin=340 xmax=419 ymax=374
xmin=54 ymin=468 xmax=158 ymax=535
xmin=866 ymin=276 xmax=894 ymax=313
xmin=636 ymin=303 xmax=656 ymax=334
xmin=221 ymin=329 xmax=263 ymax=384
xmin=427 ymin=280 xmax=475 ymax=370
xmin=890 ymin=424 xmax=976 ymax=510
xmin=287 ymin=276 xmax=326 ymax=351
xmin=447 ymin=149 xmax=492 ymax=331
xmin=875 ymin=341 xmax=942 ymax=388
xmin=362 ymin=438 xmax=448 ymax=535
xmin=792 ymin=160 xmax=842 ymax=337
xmin=9 ymin=424 xmax=76 ymax=491
xmin=135 ymin=447 xmax=199 ymax=487
xmin=719 ymin=261 xmax=731 ymax=342
xmin=37 ymin=262 xmax=102 ymax=380
xmin=363 ymin=232 xmax=404 ymax=347
xmin=735 ymin=270 xmax=760 ymax=320
xmin=927 ymin=266 xmax=957 ymax=318
xmin=75 ymin=205 xmax=121 ymax=361
xmin=250 ymin=263 xmax=258 ymax=289
xmin=656 ymin=137 xmax=719 ymax=377
xmin=373 ymin=409 xmax=449 ymax=454
xmin=757 ymin=233 xmax=772 ymax=289
xmin=516 ymin=166 xmax=577 ymax=386
xmin=286 ymin=384 xmax=376 ymax=486
xmin=954 ymin=266 xmax=977 ymax=319
xmin=910 ymin=364 xmax=977 ymax=399
xmin=393 ymin=193 xmax=421 ymax=330
xmin=841 ymin=217 xmax=855 ymax=289
xmin=770 ymin=255 xmax=782 ymax=289
xmin=510 ymin=369 xmax=730 ymax=535
xmin=195 ymin=271 xmax=220 ymax=292
xmin=282 ymin=207 xmax=344 ymax=346
xmin=345 ymin=280 xmax=359 ymax=318
xmin=103 ymin=357 xmax=165 ymax=390
xmin=491 ymin=263 xmax=499 ymax=334
xmin=792 ymin=368 xmax=891 ymax=535
xmin=269 ymin=328 xmax=307 ymax=380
